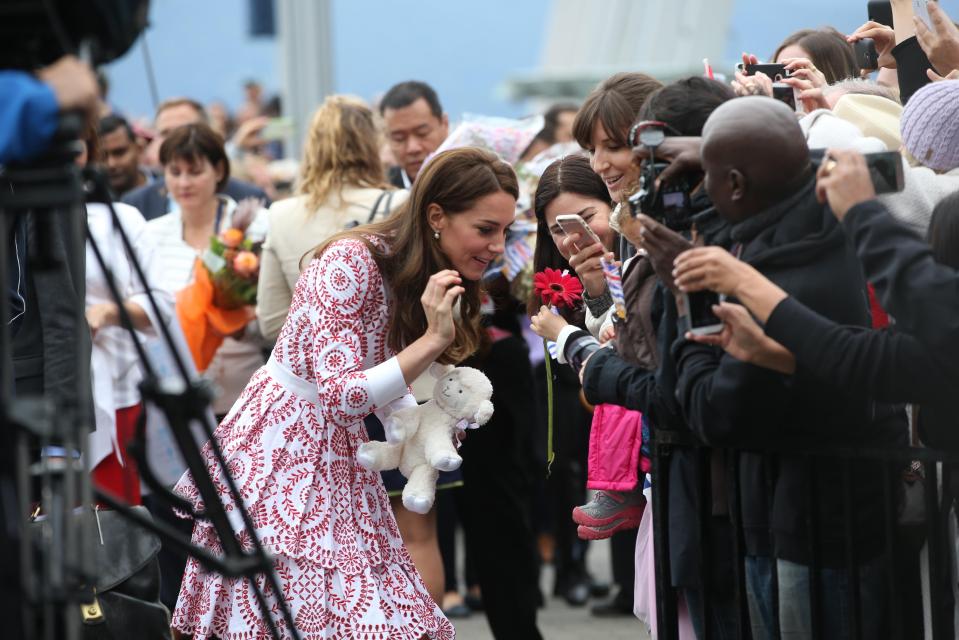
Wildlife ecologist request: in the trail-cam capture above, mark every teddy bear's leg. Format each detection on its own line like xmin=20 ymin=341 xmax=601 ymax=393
xmin=422 ymin=427 xmax=463 ymax=472
xmin=402 ymin=464 xmax=439 ymax=514
xmin=356 ymin=441 xmax=402 ymax=471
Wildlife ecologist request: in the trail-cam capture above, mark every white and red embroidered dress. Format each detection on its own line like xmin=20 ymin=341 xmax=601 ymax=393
xmin=171 ymin=238 xmax=454 ymax=640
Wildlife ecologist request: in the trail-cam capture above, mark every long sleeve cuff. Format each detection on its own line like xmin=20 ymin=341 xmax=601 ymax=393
xmin=554 ymin=324 xmax=580 ymax=364
xmin=891 ymin=37 xmax=933 ymax=105
xmin=764 ymin=296 xmax=823 ymax=358
xmin=842 ymin=199 xmax=884 ymax=234
xmin=365 ymin=356 xmax=410 ymax=409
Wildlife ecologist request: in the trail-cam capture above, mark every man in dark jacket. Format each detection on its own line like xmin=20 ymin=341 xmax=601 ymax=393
xmin=1 ymin=56 xmax=99 ymax=639
xmin=122 ymin=98 xmax=269 ymax=220
xmin=653 ymin=97 xmax=906 ymax=639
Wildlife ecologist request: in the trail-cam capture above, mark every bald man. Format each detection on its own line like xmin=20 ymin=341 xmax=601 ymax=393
xmin=700 ymin=97 xmax=811 ymax=224
xmin=655 ymin=97 xmax=905 ymax=638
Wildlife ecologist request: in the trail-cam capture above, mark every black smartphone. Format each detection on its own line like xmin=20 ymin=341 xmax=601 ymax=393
xmin=864 ymin=151 xmax=905 ymax=194
xmin=684 ymin=291 xmax=723 ymax=335
xmin=772 ymin=83 xmax=797 ymax=111
xmin=868 ymin=0 xmax=894 ymax=26
xmin=744 ymin=63 xmax=791 ymax=81
xmin=855 ymin=38 xmax=879 ymax=70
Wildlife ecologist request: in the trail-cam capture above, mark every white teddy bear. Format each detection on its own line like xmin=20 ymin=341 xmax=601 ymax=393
xmin=357 ymin=366 xmax=494 ymax=514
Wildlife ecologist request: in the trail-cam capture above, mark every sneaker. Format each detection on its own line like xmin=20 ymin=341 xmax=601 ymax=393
xmin=572 ymin=490 xmax=644 ymax=528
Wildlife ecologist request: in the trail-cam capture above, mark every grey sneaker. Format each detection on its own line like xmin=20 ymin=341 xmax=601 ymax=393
xmin=572 ymin=490 xmax=644 ymax=539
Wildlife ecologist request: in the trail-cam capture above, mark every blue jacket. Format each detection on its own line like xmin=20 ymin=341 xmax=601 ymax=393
xmin=1 ymin=71 xmax=59 ymax=339
xmin=0 ymin=71 xmax=59 ymax=165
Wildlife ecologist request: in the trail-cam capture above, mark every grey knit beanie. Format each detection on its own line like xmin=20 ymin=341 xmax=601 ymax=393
xmin=901 ymin=80 xmax=959 ymax=172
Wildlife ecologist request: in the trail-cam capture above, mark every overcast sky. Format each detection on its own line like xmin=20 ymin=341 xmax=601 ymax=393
xmin=104 ymin=0 xmax=958 ymax=125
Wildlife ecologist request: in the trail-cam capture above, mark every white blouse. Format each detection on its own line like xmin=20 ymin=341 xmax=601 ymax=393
xmin=85 ymin=202 xmax=173 ymax=468
xmin=140 ymin=196 xmax=269 ymax=415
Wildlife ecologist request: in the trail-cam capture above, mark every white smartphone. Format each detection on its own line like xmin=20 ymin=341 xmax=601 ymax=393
xmin=684 ymin=290 xmax=724 ymax=336
xmin=556 ymin=214 xmax=602 ymax=251
xmin=913 ymin=0 xmax=933 ymax=28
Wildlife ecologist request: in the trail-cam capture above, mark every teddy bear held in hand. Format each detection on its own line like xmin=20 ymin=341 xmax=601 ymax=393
xmin=357 ymin=366 xmax=494 ymax=514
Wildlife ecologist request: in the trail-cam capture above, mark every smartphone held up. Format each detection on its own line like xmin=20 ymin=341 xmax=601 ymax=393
xmin=556 ymin=214 xmax=603 ymax=251
xmin=684 ymin=290 xmax=724 ymax=336
xmin=739 ymin=63 xmax=801 ymax=113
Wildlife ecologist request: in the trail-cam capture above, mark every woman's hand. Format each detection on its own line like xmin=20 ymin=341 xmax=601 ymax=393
xmin=779 ymin=60 xmax=830 ymax=112
xmin=915 ymin=2 xmax=959 ymax=77
xmin=732 ymin=69 xmax=774 ymax=98
xmin=563 ymin=236 xmax=612 ymax=298
xmin=781 ymin=76 xmax=830 ymax=112
xmin=599 ymin=323 xmax=616 ymax=344
xmin=928 ymin=68 xmax=959 ymax=81
xmin=782 ymin=57 xmax=829 ymax=87
xmin=530 ymin=305 xmax=569 ymax=343
xmin=674 ymin=246 xmax=759 ymax=297
xmin=815 ymin=149 xmax=876 ymax=221
xmin=86 ymin=302 xmax=119 ymax=337
xmin=686 ymin=302 xmax=797 ymax=374
xmin=421 ymin=270 xmax=465 ymax=348
xmin=847 ymin=21 xmax=898 ymax=69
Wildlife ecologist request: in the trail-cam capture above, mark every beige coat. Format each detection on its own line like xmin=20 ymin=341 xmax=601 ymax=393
xmin=257 ymin=186 xmax=409 ymax=341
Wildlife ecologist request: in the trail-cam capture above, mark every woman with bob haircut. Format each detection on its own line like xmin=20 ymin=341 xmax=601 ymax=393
xmin=145 ymin=122 xmax=269 ymax=418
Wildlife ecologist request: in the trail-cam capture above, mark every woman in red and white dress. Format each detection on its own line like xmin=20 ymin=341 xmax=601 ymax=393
xmin=171 ymin=147 xmax=518 ymax=639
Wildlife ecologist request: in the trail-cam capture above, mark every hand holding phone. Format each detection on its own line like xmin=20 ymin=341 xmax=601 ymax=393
xmin=556 ymin=214 xmax=603 ymax=251
xmin=684 ymin=290 xmax=724 ymax=335
xmin=816 ymin=149 xmax=903 ymax=221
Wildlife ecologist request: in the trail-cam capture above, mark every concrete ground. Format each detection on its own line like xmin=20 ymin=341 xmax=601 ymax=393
xmin=449 ymin=537 xmax=651 ymax=640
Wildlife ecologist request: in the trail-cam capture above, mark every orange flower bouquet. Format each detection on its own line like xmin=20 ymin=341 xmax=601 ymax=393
xmin=176 ymin=198 xmax=265 ymax=371
xmin=202 ymin=199 xmax=264 ymax=309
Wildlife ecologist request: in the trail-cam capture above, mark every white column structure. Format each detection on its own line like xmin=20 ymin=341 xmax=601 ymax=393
xmin=276 ymin=0 xmax=335 ymax=158
xmin=506 ymin=0 xmax=735 ymax=101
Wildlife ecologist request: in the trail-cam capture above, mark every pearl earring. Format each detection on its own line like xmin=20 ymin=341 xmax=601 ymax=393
xmin=433 ymin=230 xmax=440 ymax=240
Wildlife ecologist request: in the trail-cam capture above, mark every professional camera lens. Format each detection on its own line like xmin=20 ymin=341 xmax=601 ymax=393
xmin=638 ymin=128 xmax=665 ymax=148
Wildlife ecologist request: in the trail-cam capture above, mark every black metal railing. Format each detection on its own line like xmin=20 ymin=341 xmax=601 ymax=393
xmin=650 ymin=429 xmax=959 ymax=640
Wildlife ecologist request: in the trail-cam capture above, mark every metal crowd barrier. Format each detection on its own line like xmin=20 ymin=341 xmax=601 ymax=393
xmin=650 ymin=429 xmax=959 ymax=640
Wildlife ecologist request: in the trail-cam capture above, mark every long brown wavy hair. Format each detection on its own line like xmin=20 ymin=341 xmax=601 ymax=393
xmin=527 ymin=154 xmax=612 ymax=317
xmin=314 ymin=147 xmax=519 ymax=364
xmin=298 ymin=95 xmax=390 ymax=212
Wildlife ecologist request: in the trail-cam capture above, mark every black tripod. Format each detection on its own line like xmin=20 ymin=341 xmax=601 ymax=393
xmin=0 ymin=116 xmax=301 ymax=639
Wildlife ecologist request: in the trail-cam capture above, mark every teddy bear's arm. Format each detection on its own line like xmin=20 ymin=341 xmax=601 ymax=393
xmin=382 ymin=406 xmax=422 ymax=444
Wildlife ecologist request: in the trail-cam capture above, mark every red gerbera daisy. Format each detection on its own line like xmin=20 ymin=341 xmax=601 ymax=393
xmin=533 ymin=268 xmax=584 ymax=308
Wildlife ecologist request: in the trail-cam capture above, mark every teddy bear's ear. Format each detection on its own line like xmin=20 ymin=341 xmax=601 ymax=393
xmin=428 ymin=363 xmax=454 ymax=379
xmin=473 ymin=400 xmax=494 ymax=425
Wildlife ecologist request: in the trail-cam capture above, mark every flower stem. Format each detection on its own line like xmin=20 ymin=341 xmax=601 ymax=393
xmin=543 ymin=338 xmax=555 ymax=476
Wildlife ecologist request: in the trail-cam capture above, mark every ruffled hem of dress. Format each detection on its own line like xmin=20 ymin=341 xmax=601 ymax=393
xmin=172 ymin=556 xmax=455 ymax=640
